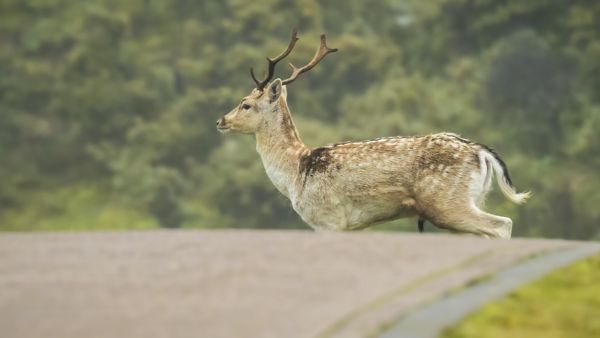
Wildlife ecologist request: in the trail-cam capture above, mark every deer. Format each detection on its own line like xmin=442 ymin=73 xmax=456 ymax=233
xmin=216 ymin=29 xmax=531 ymax=239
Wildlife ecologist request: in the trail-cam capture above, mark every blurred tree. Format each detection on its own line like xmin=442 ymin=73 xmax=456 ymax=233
xmin=483 ymin=30 xmax=576 ymax=155
xmin=0 ymin=0 xmax=598 ymax=238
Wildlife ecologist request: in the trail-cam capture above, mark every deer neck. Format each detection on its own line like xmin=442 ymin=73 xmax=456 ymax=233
xmin=255 ymin=100 xmax=308 ymax=198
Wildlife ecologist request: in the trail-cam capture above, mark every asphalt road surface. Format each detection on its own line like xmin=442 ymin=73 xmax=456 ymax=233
xmin=0 ymin=230 xmax=583 ymax=338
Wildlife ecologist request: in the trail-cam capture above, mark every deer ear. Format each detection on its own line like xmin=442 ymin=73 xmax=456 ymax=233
xmin=268 ymin=79 xmax=282 ymax=103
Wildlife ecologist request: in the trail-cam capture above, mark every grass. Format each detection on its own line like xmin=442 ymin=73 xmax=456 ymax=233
xmin=0 ymin=184 xmax=158 ymax=231
xmin=442 ymin=252 xmax=600 ymax=338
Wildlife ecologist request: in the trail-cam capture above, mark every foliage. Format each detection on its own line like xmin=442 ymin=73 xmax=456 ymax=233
xmin=443 ymin=253 xmax=600 ymax=338
xmin=0 ymin=0 xmax=598 ymax=238
xmin=0 ymin=184 xmax=157 ymax=231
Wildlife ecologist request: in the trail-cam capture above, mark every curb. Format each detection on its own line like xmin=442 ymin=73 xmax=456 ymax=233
xmin=378 ymin=243 xmax=600 ymax=338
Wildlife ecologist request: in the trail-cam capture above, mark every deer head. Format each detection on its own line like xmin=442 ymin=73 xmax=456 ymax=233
xmin=216 ymin=29 xmax=337 ymax=134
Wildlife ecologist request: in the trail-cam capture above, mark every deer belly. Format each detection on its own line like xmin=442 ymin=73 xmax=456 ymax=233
xmin=345 ymin=197 xmax=417 ymax=229
xmin=292 ymin=193 xmax=415 ymax=231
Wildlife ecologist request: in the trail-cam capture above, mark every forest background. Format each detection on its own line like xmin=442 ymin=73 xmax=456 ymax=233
xmin=1 ymin=0 xmax=599 ymax=239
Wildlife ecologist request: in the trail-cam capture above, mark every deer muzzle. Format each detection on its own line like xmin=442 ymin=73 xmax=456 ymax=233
xmin=216 ymin=117 xmax=230 ymax=132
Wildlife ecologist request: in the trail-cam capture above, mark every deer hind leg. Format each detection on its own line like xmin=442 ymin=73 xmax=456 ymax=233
xmin=446 ymin=161 xmax=512 ymax=238
xmin=417 ymin=163 xmax=513 ymax=238
xmin=459 ymin=205 xmax=513 ymax=239
xmin=424 ymin=203 xmax=513 ymax=239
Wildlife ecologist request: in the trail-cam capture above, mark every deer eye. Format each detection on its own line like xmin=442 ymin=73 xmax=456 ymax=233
xmin=241 ymin=103 xmax=251 ymax=110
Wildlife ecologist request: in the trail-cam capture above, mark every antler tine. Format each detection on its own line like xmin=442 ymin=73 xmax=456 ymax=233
xmin=250 ymin=29 xmax=299 ymax=91
xmin=282 ymin=34 xmax=338 ymax=86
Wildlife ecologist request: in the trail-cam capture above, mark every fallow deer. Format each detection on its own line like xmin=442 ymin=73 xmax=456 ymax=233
xmin=216 ymin=30 xmax=531 ymax=239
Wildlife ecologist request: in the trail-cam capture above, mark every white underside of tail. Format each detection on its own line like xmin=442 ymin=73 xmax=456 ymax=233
xmin=480 ymin=151 xmax=532 ymax=204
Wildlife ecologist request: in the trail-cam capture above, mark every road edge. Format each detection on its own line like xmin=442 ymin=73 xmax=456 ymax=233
xmin=378 ymin=243 xmax=600 ymax=338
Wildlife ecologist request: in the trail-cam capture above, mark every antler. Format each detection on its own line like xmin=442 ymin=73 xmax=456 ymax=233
xmin=282 ymin=34 xmax=338 ymax=86
xmin=250 ymin=29 xmax=299 ymax=91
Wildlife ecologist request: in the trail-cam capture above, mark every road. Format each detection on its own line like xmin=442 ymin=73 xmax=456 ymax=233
xmin=0 ymin=230 xmax=585 ymax=338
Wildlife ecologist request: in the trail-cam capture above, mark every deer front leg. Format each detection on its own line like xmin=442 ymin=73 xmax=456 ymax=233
xmin=418 ymin=217 xmax=425 ymax=233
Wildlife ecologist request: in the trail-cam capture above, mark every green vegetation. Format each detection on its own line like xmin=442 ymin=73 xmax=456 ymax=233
xmin=1 ymin=1 xmax=599 ymax=237
xmin=443 ymin=253 xmax=600 ymax=338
